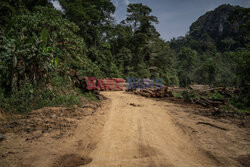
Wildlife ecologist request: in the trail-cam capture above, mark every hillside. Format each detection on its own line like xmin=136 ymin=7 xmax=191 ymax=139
xmin=189 ymin=4 xmax=249 ymax=51
xmin=169 ymin=4 xmax=249 ymax=89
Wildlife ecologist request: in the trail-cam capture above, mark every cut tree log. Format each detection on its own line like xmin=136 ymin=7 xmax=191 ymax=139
xmin=189 ymin=84 xmax=210 ymax=91
xmin=195 ymin=97 xmax=225 ymax=107
xmin=132 ymin=86 xmax=173 ymax=98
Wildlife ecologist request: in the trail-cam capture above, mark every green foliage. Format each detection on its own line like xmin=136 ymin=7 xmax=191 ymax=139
xmin=170 ymin=4 xmax=250 ymax=88
xmin=36 ymin=91 xmax=81 ymax=109
xmin=0 ymin=75 xmax=83 ymax=113
xmin=0 ymin=5 xmax=105 ymax=113
xmin=59 ymin=0 xmax=115 ymax=48
xmin=193 ymin=58 xmax=219 ymax=85
xmin=230 ymin=94 xmax=250 ymax=113
xmin=0 ymin=6 xmax=105 ymax=91
xmin=237 ymin=109 xmax=250 ymax=115
xmin=230 ymin=47 xmax=250 ymax=86
xmin=0 ymin=82 xmax=35 ymax=113
xmin=182 ymin=90 xmax=200 ymax=102
xmin=207 ymin=91 xmax=225 ymax=99
xmin=81 ymin=92 xmax=98 ymax=101
xmin=0 ymin=1 xmax=249 ymax=114
xmin=172 ymin=92 xmax=183 ymax=98
xmin=177 ymin=47 xmax=197 ymax=87
xmin=126 ymin=3 xmax=159 ymax=37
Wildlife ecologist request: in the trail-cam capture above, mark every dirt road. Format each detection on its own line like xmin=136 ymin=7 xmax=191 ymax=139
xmin=0 ymin=91 xmax=249 ymax=167
xmin=86 ymin=92 xmax=217 ymax=167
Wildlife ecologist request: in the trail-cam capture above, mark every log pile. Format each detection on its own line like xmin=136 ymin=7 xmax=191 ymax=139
xmin=125 ymin=79 xmax=173 ymax=98
xmin=189 ymin=84 xmax=240 ymax=97
xmin=99 ymin=78 xmax=126 ymax=91
xmin=168 ymin=86 xmax=186 ymax=93
xmin=188 ymin=85 xmax=240 ymax=109
xmin=67 ymin=69 xmax=127 ymax=91
xmin=133 ymin=87 xmax=174 ymax=98
xmin=197 ymin=87 xmax=239 ymax=97
xmin=189 ymin=84 xmax=210 ymax=91
xmin=195 ymin=97 xmax=228 ymax=108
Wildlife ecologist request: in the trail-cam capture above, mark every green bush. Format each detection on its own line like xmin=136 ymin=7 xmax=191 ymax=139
xmin=0 ymin=74 xmax=84 ymax=113
xmin=237 ymin=109 xmax=250 ymax=114
xmin=182 ymin=90 xmax=200 ymax=102
xmin=207 ymin=91 xmax=224 ymax=99
xmin=0 ymin=82 xmax=36 ymax=113
xmin=230 ymin=94 xmax=250 ymax=114
xmin=172 ymin=91 xmax=183 ymax=98
xmin=81 ymin=92 xmax=98 ymax=101
xmin=0 ymin=87 xmax=83 ymax=114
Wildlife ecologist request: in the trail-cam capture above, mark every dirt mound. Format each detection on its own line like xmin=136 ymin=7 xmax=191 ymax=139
xmin=0 ymin=99 xmax=105 ymax=167
xmin=0 ymin=104 xmax=98 ymax=140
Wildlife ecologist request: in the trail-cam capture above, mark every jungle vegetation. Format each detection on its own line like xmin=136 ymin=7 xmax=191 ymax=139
xmin=0 ymin=1 xmax=249 ymax=112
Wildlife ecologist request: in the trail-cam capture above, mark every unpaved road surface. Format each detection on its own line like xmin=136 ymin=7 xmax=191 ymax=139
xmin=0 ymin=91 xmax=249 ymax=167
xmin=87 ymin=92 xmax=216 ymax=167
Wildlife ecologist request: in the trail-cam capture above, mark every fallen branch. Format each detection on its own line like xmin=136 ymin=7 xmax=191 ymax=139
xmin=196 ymin=122 xmax=228 ymax=131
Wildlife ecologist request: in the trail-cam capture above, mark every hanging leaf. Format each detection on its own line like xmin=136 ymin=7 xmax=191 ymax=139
xmin=54 ymin=57 xmax=60 ymax=68
xmin=40 ymin=28 xmax=48 ymax=49
xmin=12 ymin=56 xmax=17 ymax=68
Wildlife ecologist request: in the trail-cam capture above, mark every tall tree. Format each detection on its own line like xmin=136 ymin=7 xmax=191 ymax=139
xmin=124 ymin=3 xmax=160 ymax=76
xmin=59 ymin=0 xmax=115 ymax=48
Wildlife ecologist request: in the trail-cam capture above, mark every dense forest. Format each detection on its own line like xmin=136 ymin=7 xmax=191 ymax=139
xmin=0 ymin=0 xmax=249 ymax=113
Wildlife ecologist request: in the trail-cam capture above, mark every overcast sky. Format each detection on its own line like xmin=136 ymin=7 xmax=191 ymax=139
xmin=111 ymin=0 xmax=250 ymax=41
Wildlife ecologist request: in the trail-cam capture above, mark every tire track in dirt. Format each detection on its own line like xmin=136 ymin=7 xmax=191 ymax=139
xmin=86 ymin=91 xmax=217 ymax=167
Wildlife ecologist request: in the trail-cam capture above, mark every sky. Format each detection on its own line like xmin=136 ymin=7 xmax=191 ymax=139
xmin=111 ymin=0 xmax=250 ymax=41
xmin=49 ymin=0 xmax=64 ymax=12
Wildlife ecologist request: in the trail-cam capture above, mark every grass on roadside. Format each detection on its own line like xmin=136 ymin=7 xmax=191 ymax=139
xmin=0 ymin=75 xmax=98 ymax=114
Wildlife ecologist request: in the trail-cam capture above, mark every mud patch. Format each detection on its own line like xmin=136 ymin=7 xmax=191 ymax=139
xmin=54 ymin=154 xmax=92 ymax=167
xmin=129 ymin=103 xmax=142 ymax=107
xmin=138 ymin=144 xmax=157 ymax=158
xmin=203 ymin=150 xmax=221 ymax=165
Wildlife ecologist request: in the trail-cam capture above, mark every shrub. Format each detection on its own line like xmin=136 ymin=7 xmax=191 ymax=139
xmin=182 ymin=90 xmax=200 ymax=102
xmin=207 ymin=91 xmax=224 ymax=99
xmin=172 ymin=91 xmax=183 ymax=98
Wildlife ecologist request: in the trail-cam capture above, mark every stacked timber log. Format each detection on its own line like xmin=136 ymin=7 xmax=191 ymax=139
xmin=67 ymin=70 xmax=126 ymax=91
xmin=168 ymin=86 xmax=185 ymax=93
xmin=195 ymin=97 xmax=228 ymax=107
xmin=103 ymin=78 xmax=126 ymax=91
xmin=133 ymin=87 xmax=173 ymax=98
xmin=188 ymin=84 xmax=241 ymax=110
xmin=189 ymin=84 xmax=210 ymax=91
xmin=126 ymin=79 xmax=173 ymax=98
xmin=189 ymin=84 xmax=239 ymax=97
